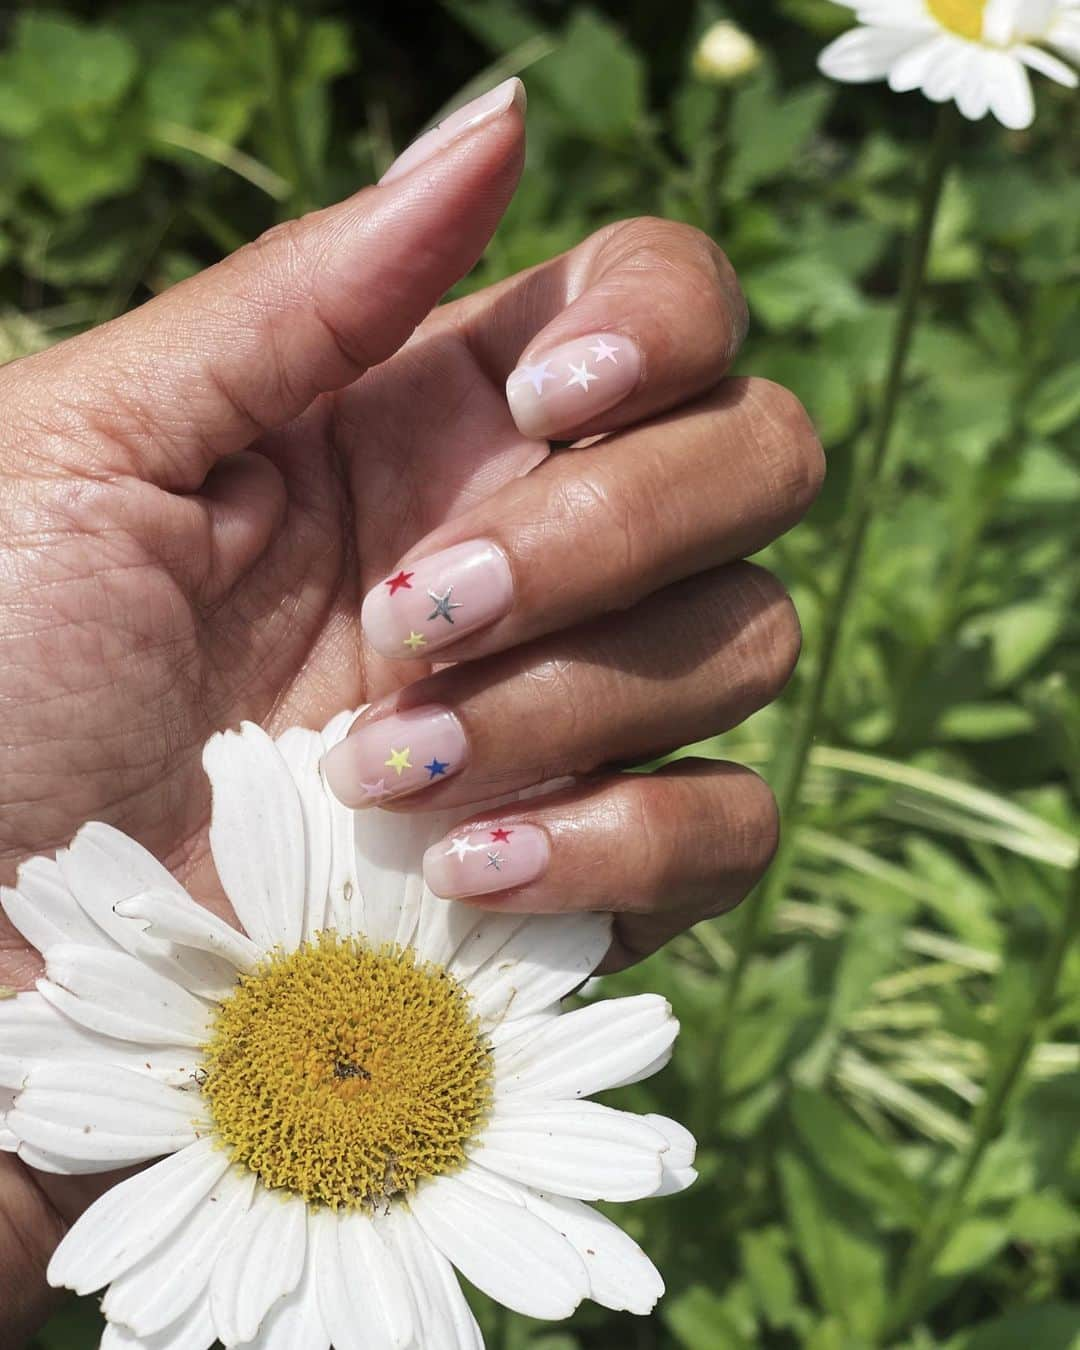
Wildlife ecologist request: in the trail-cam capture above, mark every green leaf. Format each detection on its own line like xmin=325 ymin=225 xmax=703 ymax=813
xmin=964 ymin=602 xmax=1068 ymax=688
xmin=727 ymin=75 xmax=831 ymax=195
xmin=1026 ymin=362 xmax=1080 ymax=436
xmin=8 ymin=15 xmax=137 ymax=114
xmin=944 ymin=1302 xmax=1080 ymax=1350
xmin=777 ymin=1150 xmax=888 ymax=1338
xmin=536 ymin=11 xmax=645 ymax=143
xmin=789 ymin=1088 xmax=926 ymax=1226
xmin=937 ymin=702 xmax=1037 ymax=742
xmin=740 ymin=1227 xmax=801 ymax=1329
xmin=665 ymin=1282 xmax=756 ymax=1349
xmin=742 ymin=256 xmax=864 ymax=332
xmin=1009 ymin=1189 xmax=1080 ymax=1244
xmin=752 ymin=347 xmax=859 ymax=445
xmin=934 ymin=1216 xmax=1009 ymax=1278
xmin=23 ymin=109 xmax=145 ymax=211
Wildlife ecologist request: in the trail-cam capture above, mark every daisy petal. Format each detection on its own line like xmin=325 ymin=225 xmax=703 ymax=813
xmin=48 ymin=1137 xmax=229 ymax=1294
xmin=646 ymin=1113 xmax=699 ymax=1196
xmin=10 ymin=1063 xmax=204 ymax=1168
xmin=470 ymin=1100 xmax=667 ymax=1202
xmin=985 ymin=48 xmax=1036 ymax=126
xmin=351 ymin=807 xmax=452 ymax=950
xmin=39 ymin=945 xmax=212 ymax=1048
xmin=1050 ymin=12 xmax=1080 ymax=60
xmin=411 ymin=1170 xmax=588 ymax=1320
xmin=103 ymin=1170 xmax=256 ymax=1336
xmin=203 ymin=723 xmax=307 ymax=952
xmin=523 ymin=1190 xmax=665 ymax=1314
xmin=818 ymin=25 xmax=928 ymax=81
xmin=383 ymin=1208 xmax=483 ymax=1350
xmin=887 ymin=33 xmax=958 ymax=92
xmin=210 ymin=1186 xmax=307 ymax=1346
xmin=312 ymin=1208 xmax=414 ymax=1350
xmin=276 ymin=726 xmax=334 ymax=942
xmin=114 ymin=890 xmax=259 ymax=973
xmin=1014 ymin=41 xmax=1078 ymax=86
xmin=1 ymin=855 xmax=114 ymax=956
xmin=493 ymin=994 xmax=677 ymax=1099
xmin=0 ymin=990 xmax=194 ymax=1090
xmin=250 ymin=1220 xmax=330 ymax=1350
xmin=463 ymin=912 xmax=611 ymax=1029
xmin=101 ymin=1294 xmax=216 ymax=1350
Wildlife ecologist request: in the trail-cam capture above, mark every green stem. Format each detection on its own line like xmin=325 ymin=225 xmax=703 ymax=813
xmin=886 ymin=854 xmax=1080 ymax=1336
xmin=260 ymin=0 xmax=316 ymax=216
xmin=695 ymin=108 xmax=957 ymax=1136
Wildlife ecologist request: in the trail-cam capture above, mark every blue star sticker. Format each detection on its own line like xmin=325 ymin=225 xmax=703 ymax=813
xmin=424 ymin=758 xmax=450 ymax=779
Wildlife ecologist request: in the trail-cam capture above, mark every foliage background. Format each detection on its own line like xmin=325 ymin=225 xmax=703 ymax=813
xmin=2 ymin=0 xmax=1077 ymax=1346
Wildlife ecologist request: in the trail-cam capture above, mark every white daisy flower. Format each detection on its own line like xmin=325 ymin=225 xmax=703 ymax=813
xmin=0 ymin=712 xmax=693 ymax=1349
xmin=819 ymin=0 xmax=1080 ymax=128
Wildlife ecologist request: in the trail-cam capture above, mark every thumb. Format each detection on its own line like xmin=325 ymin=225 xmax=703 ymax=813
xmin=14 ymin=79 xmax=525 ymax=488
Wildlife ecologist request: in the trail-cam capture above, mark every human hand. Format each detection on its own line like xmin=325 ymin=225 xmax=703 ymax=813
xmin=0 ymin=78 xmax=820 ymax=1339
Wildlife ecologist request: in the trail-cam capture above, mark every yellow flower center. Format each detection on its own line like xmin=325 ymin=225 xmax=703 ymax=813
xmin=927 ymin=0 xmax=986 ymax=40
xmin=201 ymin=934 xmax=492 ymax=1211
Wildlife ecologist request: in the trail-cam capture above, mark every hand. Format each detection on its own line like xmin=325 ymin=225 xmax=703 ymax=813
xmin=0 ymin=80 xmax=821 ymax=1340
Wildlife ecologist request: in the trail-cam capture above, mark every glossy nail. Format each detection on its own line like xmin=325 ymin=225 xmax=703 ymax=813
xmin=362 ymin=540 xmax=513 ymax=660
xmin=379 ymin=77 xmax=526 ymax=185
xmin=506 ymin=332 xmax=642 ymax=439
xmin=321 ymin=706 xmax=468 ymax=808
xmin=424 ymin=824 xmax=550 ymax=898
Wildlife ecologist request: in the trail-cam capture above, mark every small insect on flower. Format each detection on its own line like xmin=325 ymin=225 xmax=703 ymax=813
xmin=0 ymin=711 xmax=694 ymax=1349
xmin=819 ymin=0 xmax=1080 ymax=129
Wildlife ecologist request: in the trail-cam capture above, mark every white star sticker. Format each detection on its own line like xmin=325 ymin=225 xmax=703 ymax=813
xmin=360 ymin=778 xmax=390 ymax=801
xmin=510 ymin=360 xmax=555 ymax=396
xmin=447 ymin=836 xmax=477 ymax=861
xmin=589 ymin=337 xmax=619 ymax=364
xmin=566 ymin=361 xmax=598 ymax=392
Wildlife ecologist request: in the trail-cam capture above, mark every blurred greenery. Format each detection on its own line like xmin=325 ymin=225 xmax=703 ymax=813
xmin=4 ymin=0 xmax=1077 ymax=1347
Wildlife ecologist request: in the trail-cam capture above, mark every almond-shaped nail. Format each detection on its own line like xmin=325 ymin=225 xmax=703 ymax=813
xmin=362 ymin=540 xmax=513 ymax=660
xmin=506 ymin=332 xmax=642 ymax=439
xmin=424 ymin=824 xmax=550 ymax=898
xmin=379 ymin=77 xmax=526 ymax=185
xmin=321 ymin=706 xmax=468 ymax=808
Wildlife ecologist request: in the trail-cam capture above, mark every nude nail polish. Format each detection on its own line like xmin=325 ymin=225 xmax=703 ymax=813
xmin=424 ymin=824 xmax=550 ymax=898
xmin=361 ymin=540 xmax=513 ymax=660
xmin=506 ymin=333 xmax=642 ymax=439
xmin=379 ymin=77 xmax=526 ymax=185
xmin=321 ymin=706 xmax=468 ymax=808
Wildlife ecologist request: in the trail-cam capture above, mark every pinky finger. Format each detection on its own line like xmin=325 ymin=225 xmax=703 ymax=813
xmin=421 ymin=761 xmax=778 ymax=969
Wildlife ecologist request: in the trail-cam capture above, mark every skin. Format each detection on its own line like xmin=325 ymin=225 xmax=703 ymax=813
xmin=0 ymin=100 xmax=822 ymax=1341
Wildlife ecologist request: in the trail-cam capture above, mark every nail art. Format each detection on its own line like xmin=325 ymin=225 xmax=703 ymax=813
xmin=424 ymin=824 xmax=551 ymax=899
xmin=321 ymin=706 xmax=468 ymax=808
xmin=379 ymin=77 xmax=526 ymax=185
xmin=362 ymin=540 xmax=513 ymax=660
xmin=506 ymin=333 xmax=642 ymax=439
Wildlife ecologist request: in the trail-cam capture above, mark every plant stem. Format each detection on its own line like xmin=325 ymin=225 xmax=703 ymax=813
xmin=886 ymin=853 xmax=1080 ymax=1336
xmin=696 ymin=108 xmax=957 ymax=1134
xmin=260 ymin=0 xmax=316 ymax=216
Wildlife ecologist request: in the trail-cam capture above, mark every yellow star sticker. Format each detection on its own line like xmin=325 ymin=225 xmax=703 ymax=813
xmin=385 ymin=746 xmax=412 ymax=776
xmin=403 ymin=631 xmax=427 ymax=651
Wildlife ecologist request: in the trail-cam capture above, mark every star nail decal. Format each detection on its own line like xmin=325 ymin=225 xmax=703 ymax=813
xmin=425 ymin=758 xmax=449 ymax=779
xmin=490 ymin=828 xmax=513 ymax=843
xmin=386 ymin=570 xmax=414 ymax=595
xmin=510 ymin=360 xmax=555 ymax=396
xmin=447 ymin=836 xmax=476 ymax=861
xmin=360 ymin=778 xmax=390 ymax=801
xmin=427 ymin=586 xmax=463 ymax=625
xmin=403 ymin=631 xmax=427 ymax=652
xmin=385 ymin=747 xmax=412 ymax=776
xmin=566 ymin=361 xmax=598 ymax=392
xmin=590 ymin=337 xmax=619 ymax=364
xmin=486 ymin=850 xmax=504 ymax=871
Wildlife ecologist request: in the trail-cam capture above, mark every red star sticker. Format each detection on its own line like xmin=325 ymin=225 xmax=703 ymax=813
xmin=385 ymin=570 xmax=414 ymax=595
xmin=490 ymin=828 xmax=513 ymax=843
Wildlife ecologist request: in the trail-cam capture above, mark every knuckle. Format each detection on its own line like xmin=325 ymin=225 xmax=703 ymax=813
xmin=741 ymin=377 xmax=826 ymax=517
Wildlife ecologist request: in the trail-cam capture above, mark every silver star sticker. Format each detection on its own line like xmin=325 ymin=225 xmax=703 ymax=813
xmin=590 ymin=337 xmax=619 ymax=364
xmin=510 ymin=360 xmax=555 ymax=396
xmin=566 ymin=361 xmax=598 ymax=392
xmin=428 ymin=586 xmax=463 ymax=625
xmin=486 ymin=850 xmax=504 ymax=871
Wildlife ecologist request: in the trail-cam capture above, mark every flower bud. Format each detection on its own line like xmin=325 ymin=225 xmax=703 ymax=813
xmin=692 ymin=20 xmax=761 ymax=84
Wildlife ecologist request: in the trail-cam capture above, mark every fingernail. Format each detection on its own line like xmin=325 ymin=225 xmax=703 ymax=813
xmin=362 ymin=540 xmax=513 ymax=660
xmin=424 ymin=824 xmax=550 ymax=898
xmin=379 ymin=77 xmax=526 ymax=186
xmin=321 ymin=706 xmax=468 ymax=808
xmin=506 ymin=333 xmax=642 ymax=439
